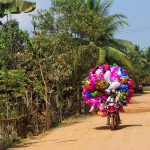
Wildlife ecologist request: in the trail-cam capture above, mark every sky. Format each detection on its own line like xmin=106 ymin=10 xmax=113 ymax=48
xmin=111 ymin=0 xmax=150 ymax=49
xmin=1 ymin=0 xmax=150 ymax=49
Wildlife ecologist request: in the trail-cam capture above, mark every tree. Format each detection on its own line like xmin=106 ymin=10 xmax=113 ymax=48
xmin=52 ymin=0 xmax=133 ymax=70
xmin=146 ymin=47 xmax=150 ymax=63
xmin=0 ymin=20 xmax=27 ymax=68
xmin=85 ymin=0 xmax=134 ymax=69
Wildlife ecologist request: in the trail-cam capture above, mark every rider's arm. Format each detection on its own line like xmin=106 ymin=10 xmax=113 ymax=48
xmin=115 ymin=96 xmax=119 ymax=103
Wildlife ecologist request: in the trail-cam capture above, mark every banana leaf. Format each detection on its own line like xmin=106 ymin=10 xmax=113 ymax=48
xmin=0 ymin=0 xmax=36 ymax=18
xmin=0 ymin=0 xmax=13 ymax=4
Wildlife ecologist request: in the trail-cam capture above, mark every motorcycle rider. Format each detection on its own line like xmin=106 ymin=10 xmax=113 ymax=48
xmin=106 ymin=90 xmax=121 ymax=125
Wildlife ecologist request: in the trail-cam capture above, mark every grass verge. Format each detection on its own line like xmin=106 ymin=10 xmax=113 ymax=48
xmin=143 ymin=87 xmax=150 ymax=91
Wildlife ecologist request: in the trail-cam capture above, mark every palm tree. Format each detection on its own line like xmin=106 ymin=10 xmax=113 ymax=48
xmin=85 ymin=0 xmax=134 ymax=69
xmin=86 ymin=0 xmax=113 ymax=15
xmin=146 ymin=47 xmax=150 ymax=62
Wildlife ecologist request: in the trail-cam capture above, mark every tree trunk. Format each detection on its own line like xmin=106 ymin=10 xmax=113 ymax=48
xmin=38 ymin=60 xmax=51 ymax=130
xmin=56 ymin=83 xmax=63 ymax=123
xmin=76 ymin=86 xmax=81 ymax=115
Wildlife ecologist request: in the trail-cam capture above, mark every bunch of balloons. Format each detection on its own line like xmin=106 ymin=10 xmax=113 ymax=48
xmin=81 ymin=64 xmax=135 ymax=116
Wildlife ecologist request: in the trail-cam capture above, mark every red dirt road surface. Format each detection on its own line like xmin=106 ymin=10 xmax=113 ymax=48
xmin=10 ymin=91 xmax=150 ymax=150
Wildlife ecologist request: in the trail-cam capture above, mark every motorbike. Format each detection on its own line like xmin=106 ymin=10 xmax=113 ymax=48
xmin=106 ymin=101 xmax=120 ymax=130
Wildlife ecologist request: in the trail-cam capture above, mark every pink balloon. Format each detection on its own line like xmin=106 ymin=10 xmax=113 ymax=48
xmin=82 ymin=89 xmax=87 ymax=99
xmin=111 ymin=74 xmax=120 ymax=82
xmin=84 ymin=99 xmax=92 ymax=107
xmin=99 ymin=73 xmax=104 ymax=78
xmin=91 ymin=97 xmax=100 ymax=105
xmin=90 ymin=74 xmax=98 ymax=85
xmin=84 ymin=97 xmax=102 ymax=107
xmin=111 ymin=65 xmax=119 ymax=75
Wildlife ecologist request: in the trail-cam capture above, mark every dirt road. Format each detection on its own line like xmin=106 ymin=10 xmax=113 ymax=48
xmin=10 ymin=91 xmax=150 ymax=150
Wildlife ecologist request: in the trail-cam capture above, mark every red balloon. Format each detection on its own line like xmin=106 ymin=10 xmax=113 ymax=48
xmin=86 ymin=84 xmax=94 ymax=92
xmin=103 ymin=64 xmax=110 ymax=71
xmin=128 ymin=89 xmax=135 ymax=96
xmin=126 ymin=96 xmax=132 ymax=103
xmin=88 ymin=68 xmax=94 ymax=74
xmin=118 ymin=104 xmax=125 ymax=112
xmin=127 ymin=79 xmax=134 ymax=88
xmin=93 ymin=83 xmax=99 ymax=90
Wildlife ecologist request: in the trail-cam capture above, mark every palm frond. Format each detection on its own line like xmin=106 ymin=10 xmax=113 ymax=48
xmin=107 ymin=14 xmax=127 ymax=20
xmin=95 ymin=0 xmax=100 ymax=12
xmin=105 ymin=46 xmax=133 ymax=70
xmin=110 ymin=39 xmax=136 ymax=56
xmin=86 ymin=0 xmax=95 ymax=10
xmin=105 ymin=15 xmax=128 ymax=31
xmin=99 ymin=0 xmax=113 ymax=16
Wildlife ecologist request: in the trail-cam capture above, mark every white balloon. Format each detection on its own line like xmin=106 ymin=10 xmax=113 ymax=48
xmin=108 ymin=82 xmax=120 ymax=90
xmin=117 ymin=69 xmax=122 ymax=77
xmin=104 ymin=70 xmax=111 ymax=83
xmin=105 ymin=89 xmax=111 ymax=94
xmin=95 ymin=69 xmax=102 ymax=75
xmin=89 ymin=105 xmax=95 ymax=112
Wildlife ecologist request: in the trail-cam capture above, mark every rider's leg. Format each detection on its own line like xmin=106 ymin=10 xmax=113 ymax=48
xmin=118 ymin=113 xmax=122 ymax=124
xmin=106 ymin=114 xmax=110 ymax=125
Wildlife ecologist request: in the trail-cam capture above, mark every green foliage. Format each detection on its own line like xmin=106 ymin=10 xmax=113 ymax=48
xmin=0 ymin=20 xmax=27 ymax=68
xmin=127 ymin=44 xmax=150 ymax=86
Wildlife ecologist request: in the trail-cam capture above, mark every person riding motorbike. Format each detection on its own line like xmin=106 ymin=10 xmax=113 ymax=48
xmin=106 ymin=90 xmax=121 ymax=125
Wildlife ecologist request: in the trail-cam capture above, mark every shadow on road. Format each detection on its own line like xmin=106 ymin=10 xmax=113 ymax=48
xmin=94 ymin=124 xmax=142 ymax=130
xmin=10 ymin=139 xmax=77 ymax=149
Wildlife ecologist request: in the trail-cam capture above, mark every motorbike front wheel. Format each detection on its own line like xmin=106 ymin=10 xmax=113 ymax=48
xmin=110 ymin=114 xmax=119 ymax=130
xmin=110 ymin=116 xmax=115 ymax=130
